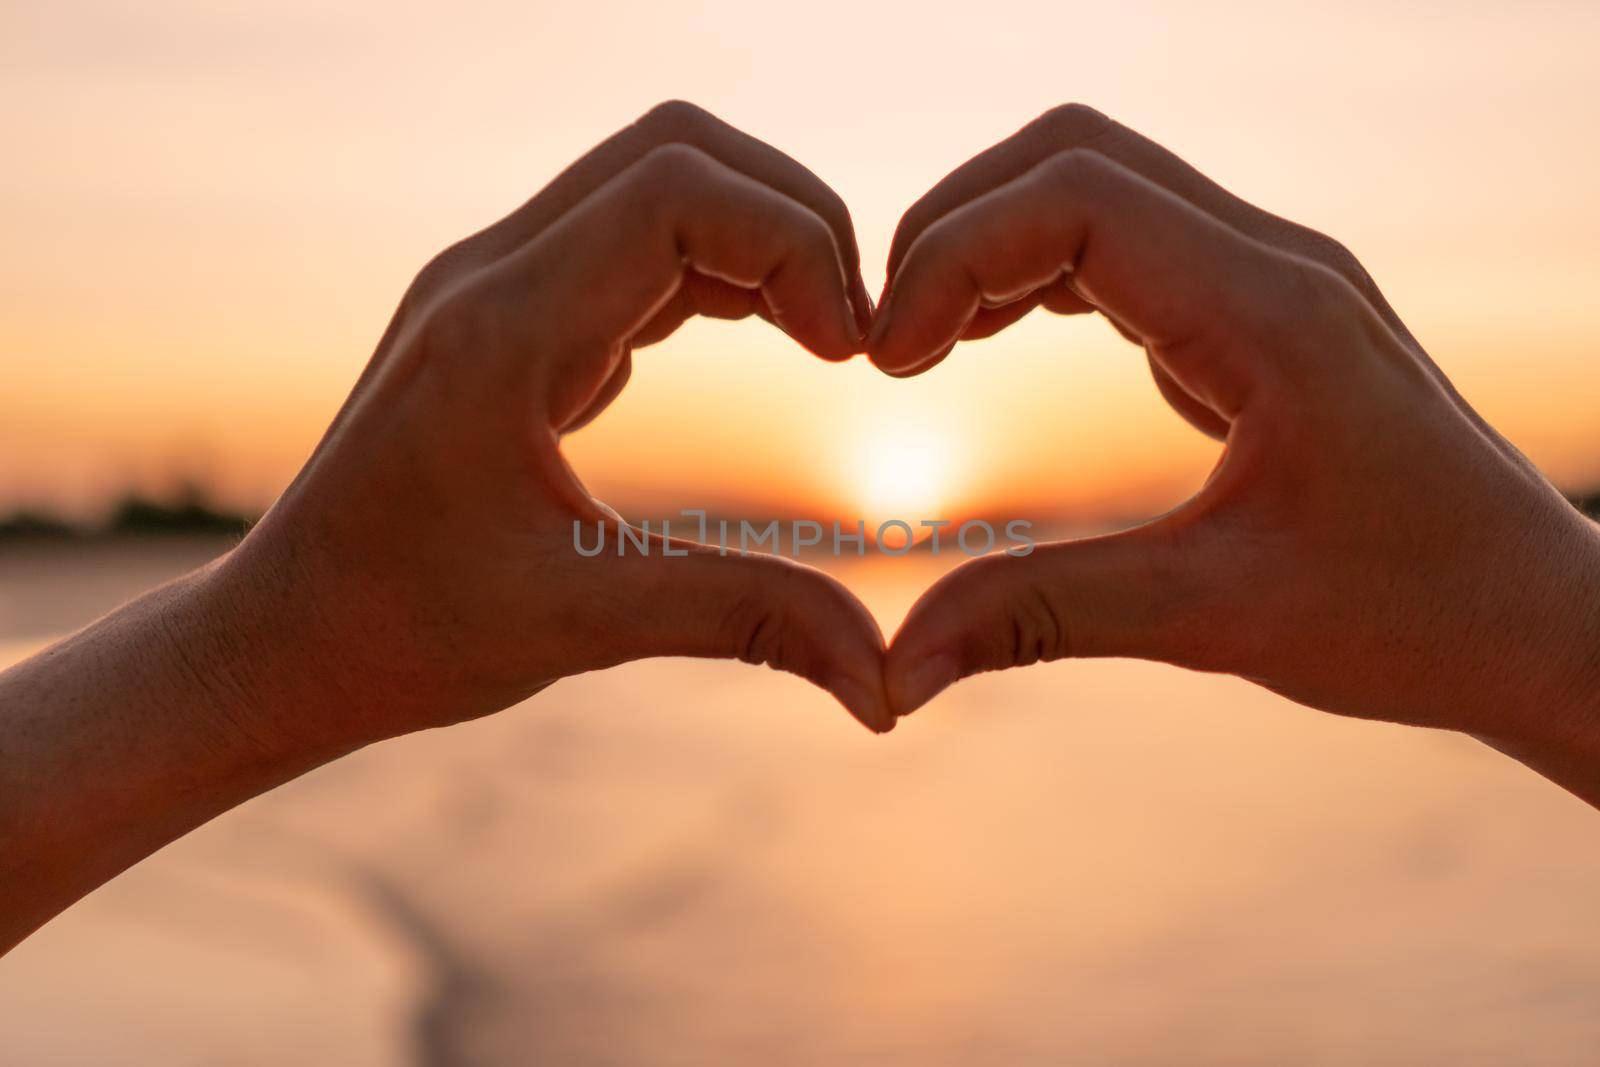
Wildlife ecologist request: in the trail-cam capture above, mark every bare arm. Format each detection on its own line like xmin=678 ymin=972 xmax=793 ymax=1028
xmin=0 ymin=102 xmax=891 ymax=955
xmin=872 ymin=104 xmax=1600 ymax=807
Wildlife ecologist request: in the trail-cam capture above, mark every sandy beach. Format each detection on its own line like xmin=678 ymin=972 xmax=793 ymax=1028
xmin=3 ymin=537 xmax=1598 ymax=1065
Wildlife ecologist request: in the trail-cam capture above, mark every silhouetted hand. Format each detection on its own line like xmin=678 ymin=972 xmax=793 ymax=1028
xmin=871 ymin=106 xmax=1600 ymax=802
xmin=225 ymin=101 xmax=891 ymax=742
xmin=0 ymin=103 xmax=890 ymax=954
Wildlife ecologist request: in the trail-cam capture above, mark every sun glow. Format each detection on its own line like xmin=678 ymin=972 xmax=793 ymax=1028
xmin=851 ymin=421 xmax=959 ymax=534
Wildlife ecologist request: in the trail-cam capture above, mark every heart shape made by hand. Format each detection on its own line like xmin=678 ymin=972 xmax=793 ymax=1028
xmin=15 ymin=102 xmax=1600 ymax=969
xmin=227 ymin=101 xmax=1595 ymax=778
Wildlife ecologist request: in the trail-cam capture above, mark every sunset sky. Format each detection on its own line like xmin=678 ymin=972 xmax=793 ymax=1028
xmin=4 ymin=1 xmax=1599 ymax=526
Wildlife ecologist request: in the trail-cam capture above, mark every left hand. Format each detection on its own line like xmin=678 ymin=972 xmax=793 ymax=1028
xmin=0 ymin=102 xmax=896 ymax=955
xmin=867 ymin=106 xmax=1600 ymax=791
xmin=209 ymin=100 xmax=895 ymax=750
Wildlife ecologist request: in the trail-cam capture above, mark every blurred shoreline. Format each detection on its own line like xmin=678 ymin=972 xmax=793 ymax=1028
xmin=5 ymin=481 xmax=1597 ymax=551
xmin=7 ymin=533 xmax=1600 ymax=1064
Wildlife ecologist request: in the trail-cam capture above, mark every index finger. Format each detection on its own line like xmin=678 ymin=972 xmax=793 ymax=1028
xmin=464 ymin=144 xmax=863 ymax=426
xmin=883 ymin=104 xmax=1404 ymax=343
xmin=458 ymin=101 xmax=874 ymax=333
xmin=869 ymin=149 xmax=1322 ymax=415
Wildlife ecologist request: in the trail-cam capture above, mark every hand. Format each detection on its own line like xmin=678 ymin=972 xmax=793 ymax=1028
xmin=1 ymin=103 xmax=899 ymax=952
xmin=216 ymin=101 xmax=893 ymax=743
xmin=870 ymin=106 xmax=1600 ymax=799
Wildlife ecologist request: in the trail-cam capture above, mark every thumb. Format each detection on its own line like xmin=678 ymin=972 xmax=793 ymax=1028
xmin=607 ymin=533 xmax=893 ymax=734
xmin=885 ymin=525 xmax=1199 ymax=718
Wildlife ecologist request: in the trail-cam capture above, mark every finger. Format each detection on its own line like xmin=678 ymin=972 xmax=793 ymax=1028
xmin=884 ymin=525 xmax=1200 ymax=717
xmin=629 ymin=269 xmax=774 ymax=349
xmin=892 ymin=272 xmax=1090 ymax=361
xmin=605 ymin=534 xmax=893 ymax=733
xmin=876 ymin=338 xmax=960 ymax=379
xmin=558 ymin=351 xmax=632 ymax=435
xmin=435 ymin=100 xmax=873 ymax=336
xmin=460 ymin=144 xmax=861 ymax=427
xmin=880 ymin=105 xmax=1530 ymax=456
xmin=948 ymin=276 xmax=1227 ymax=438
xmin=537 ymin=144 xmax=860 ymax=358
xmin=960 ymin=276 xmax=1096 ymax=342
xmin=869 ymin=149 xmax=1297 ymax=415
xmin=567 ymin=273 xmax=774 ymax=432
xmin=885 ymin=103 xmax=1402 ymax=339
xmin=961 ymin=296 xmax=1041 ymax=342
xmin=1148 ymin=355 xmax=1230 ymax=441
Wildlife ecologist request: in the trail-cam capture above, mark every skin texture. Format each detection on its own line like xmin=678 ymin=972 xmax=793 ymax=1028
xmin=871 ymin=105 xmax=1600 ymax=804
xmin=3 ymin=101 xmax=1599 ymax=957
xmin=0 ymin=103 xmax=892 ymax=954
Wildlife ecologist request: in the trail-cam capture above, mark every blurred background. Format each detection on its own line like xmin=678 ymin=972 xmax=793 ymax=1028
xmin=4 ymin=1 xmax=1600 ymax=1063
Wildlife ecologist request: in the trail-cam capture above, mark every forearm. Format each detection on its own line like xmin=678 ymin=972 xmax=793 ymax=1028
xmin=1479 ymin=514 xmax=1600 ymax=808
xmin=0 ymin=555 xmax=355 ymax=954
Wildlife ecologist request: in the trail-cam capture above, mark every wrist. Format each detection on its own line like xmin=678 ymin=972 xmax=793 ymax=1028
xmin=1476 ymin=514 xmax=1600 ymax=804
xmin=174 ymin=543 xmax=371 ymax=770
xmin=0 ymin=545 xmax=363 ymax=951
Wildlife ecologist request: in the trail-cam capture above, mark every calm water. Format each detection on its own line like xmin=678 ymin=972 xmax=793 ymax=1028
xmin=3 ymin=539 xmax=1598 ymax=1065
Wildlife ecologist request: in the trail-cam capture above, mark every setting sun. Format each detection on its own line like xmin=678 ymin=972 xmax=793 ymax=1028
xmin=9 ymin=5 xmax=1600 ymax=1064
xmin=851 ymin=420 xmax=958 ymax=531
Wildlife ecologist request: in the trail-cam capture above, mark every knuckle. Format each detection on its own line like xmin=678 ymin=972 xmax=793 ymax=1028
xmin=1035 ymin=102 xmax=1115 ymax=147
xmin=408 ymin=238 xmax=482 ymax=304
xmin=722 ymin=563 xmax=800 ymax=668
xmin=416 ymin=286 xmax=492 ymax=359
xmin=636 ymin=141 xmax=717 ymax=189
xmin=1287 ymin=256 xmax=1366 ymax=322
xmin=638 ymin=98 xmax=715 ymax=140
xmin=1280 ymin=224 xmax=1377 ymax=295
xmin=1042 ymin=146 xmax=1111 ymax=193
xmin=950 ymin=554 xmax=1070 ymax=669
xmin=413 ymin=271 xmax=546 ymax=366
xmin=1247 ymin=252 xmax=1372 ymax=360
xmin=1003 ymin=581 xmax=1070 ymax=667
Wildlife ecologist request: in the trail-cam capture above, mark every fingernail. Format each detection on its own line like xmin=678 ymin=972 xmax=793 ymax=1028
xmin=827 ymin=673 xmax=893 ymax=735
xmin=866 ymin=298 xmax=893 ymax=353
xmin=849 ymin=276 xmax=875 ymax=341
xmin=838 ymin=294 xmax=864 ymax=351
xmin=894 ymin=653 xmax=960 ymax=716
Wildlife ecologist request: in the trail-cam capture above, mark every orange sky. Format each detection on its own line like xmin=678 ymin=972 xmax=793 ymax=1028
xmin=4 ymin=1 xmax=1599 ymax=525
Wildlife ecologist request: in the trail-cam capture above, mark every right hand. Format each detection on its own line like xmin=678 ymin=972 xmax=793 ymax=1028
xmin=870 ymin=106 xmax=1600 ymax=796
